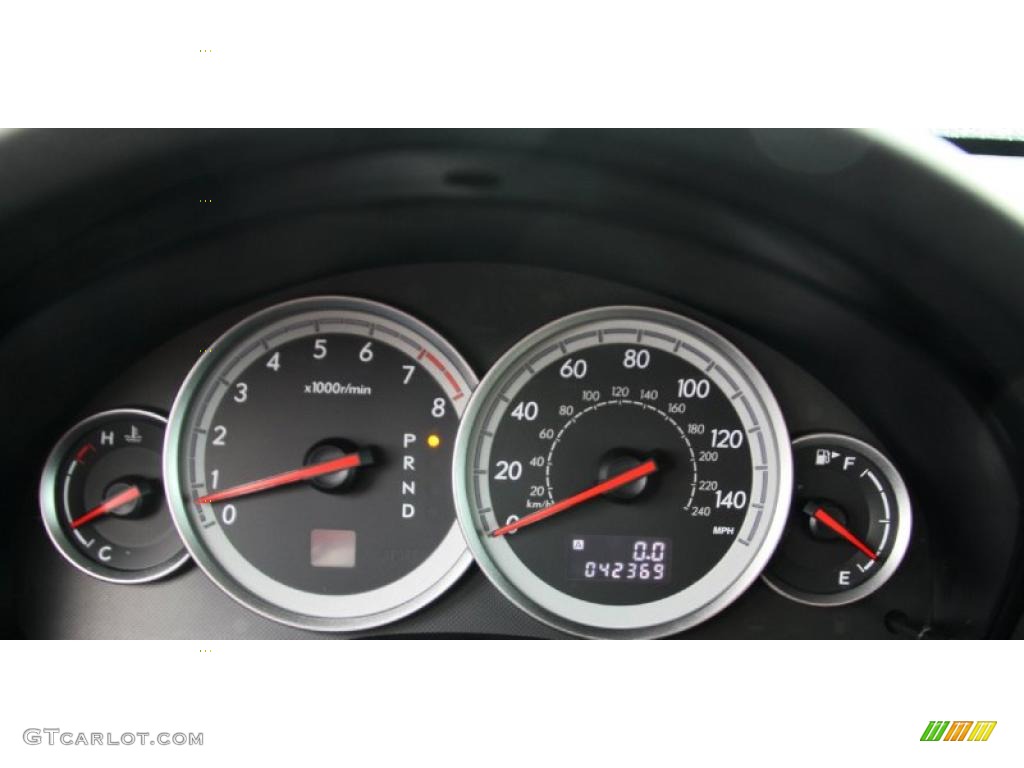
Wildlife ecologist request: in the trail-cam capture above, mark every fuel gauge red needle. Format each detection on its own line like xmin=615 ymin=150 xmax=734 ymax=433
xmin=196 ymin=450 xmax=373 ymax=504
xmin=491 ymin=459 xmax=658 ymax=537
xmin=70 ymin=485 xmax=142 ymax=529
xmin=811 ymin=506 xmax=877 ymax=561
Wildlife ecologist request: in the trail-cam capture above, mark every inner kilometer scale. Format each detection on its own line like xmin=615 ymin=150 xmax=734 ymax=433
xmin=453 ymin=306 xmax=793 ymax=638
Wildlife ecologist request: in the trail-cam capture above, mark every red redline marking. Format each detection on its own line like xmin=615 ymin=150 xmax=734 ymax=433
xmin=442 ymin=370 xmax=461 ymax=394
xmin=75 ymin=444 xmax=95 ymax=463
xmin=417 ymin=349 xmax=426 ymax=360
xmin=423 ymin=350 xmax=463 ymax=396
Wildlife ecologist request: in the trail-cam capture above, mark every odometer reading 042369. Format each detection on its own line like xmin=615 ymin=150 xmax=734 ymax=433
xmin=453 ymin=306 xmax=793 ymax=638
xmin=164 ymin=297 xmax=476 ymax=631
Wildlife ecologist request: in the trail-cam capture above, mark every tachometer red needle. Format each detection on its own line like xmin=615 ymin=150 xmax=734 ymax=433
xmin=196 ymin=450 xmax=372 ymax=505
xmin=812 ymin=507 xmax=877 ymax=560
xmin=71 ymin=486 xmax=141 ymax=529
xmin=491 ymin=459 xmax=658 ymax=537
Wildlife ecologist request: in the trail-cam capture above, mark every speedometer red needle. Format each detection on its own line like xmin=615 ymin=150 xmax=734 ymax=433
xmin=196 ymin=450 xmax=373 ymax=504
xmin=812 ymin=507 xmax=877 ymax=560
xmin=71 ymin=485 xmax=141 ymax=529
xmin=491 ymin=459 xmax=658 ymax=537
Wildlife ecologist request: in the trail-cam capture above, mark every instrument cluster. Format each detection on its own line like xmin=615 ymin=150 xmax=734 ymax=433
xmin=33 ymin=263 xmax=924 ymax=639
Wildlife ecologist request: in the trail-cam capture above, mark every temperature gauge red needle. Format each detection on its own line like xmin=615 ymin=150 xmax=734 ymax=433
xmin=196 ymin=450 xmax=373 ymax=504
xmin=491 ymin=459 xmax=658 ymax=537
xmin=70 ymin=485 xmax=142 ymax=529
xmin=809 ymin=506 xmax=877 ymax=561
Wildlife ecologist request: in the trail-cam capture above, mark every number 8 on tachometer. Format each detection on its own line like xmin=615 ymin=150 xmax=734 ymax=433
xmin=452 ymin=306 xmax=793 ymax=638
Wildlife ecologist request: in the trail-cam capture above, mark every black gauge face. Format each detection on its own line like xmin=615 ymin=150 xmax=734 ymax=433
xmin=763 ymin=433 xmax=912 ymax=606
xmin=489 ymin=344 xmax=751 ymax=606
xmin=454 ymin=306 xmax=793 ymax=638
xmin=164 ymin=297 xmax=476 ymax=631
xmin=39 ymin=409 xmax=187 ymax=583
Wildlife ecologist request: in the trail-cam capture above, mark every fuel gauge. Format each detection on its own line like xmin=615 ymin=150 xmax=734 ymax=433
xmin=763 ymin=433 xmax=911 ymax=606
xmin=39 ymin=409 xmax=188 ymax=583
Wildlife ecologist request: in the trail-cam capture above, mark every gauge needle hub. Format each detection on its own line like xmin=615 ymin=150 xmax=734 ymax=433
xmin=491 ymin=458 xmax=658 ymax=537
xmin=196 ymin=449 xmax=374 ymax=505
xmin=71 ymin=485 xmax=142 ymax=529
xmin=808 ymin=506 xmax=877 ymax=560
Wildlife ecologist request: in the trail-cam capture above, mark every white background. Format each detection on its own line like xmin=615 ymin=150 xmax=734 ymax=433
xmin=0 ymin=1 xmax=1022 ymax=126
xmin=1 ymin=2 xmax=1023 ymax=766
xmin=1 ymin=641 xmax=1020 ymax=765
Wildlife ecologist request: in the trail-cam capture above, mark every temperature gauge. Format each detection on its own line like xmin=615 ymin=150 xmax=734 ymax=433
xmin=39 ymin=409 xmax=188 ymax=583
xmin=763 ymin=433 xmax=911 ymax=606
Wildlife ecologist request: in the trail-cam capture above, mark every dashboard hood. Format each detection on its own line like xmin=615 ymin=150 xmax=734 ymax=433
xmin=3 ymin=128 xmax=1024 ymax=639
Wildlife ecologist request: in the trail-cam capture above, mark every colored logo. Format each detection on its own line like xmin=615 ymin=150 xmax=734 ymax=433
xmin=921 ymin=721 xmax=997 ymax=742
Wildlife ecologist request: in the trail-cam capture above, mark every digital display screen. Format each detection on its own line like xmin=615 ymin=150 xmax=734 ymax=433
xmin=310 ymin=529 xmax=356 ymax=568
xmin=567 ymin=535 xmax=671 ymax=583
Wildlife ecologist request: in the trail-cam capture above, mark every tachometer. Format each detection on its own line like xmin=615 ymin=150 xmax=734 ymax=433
xmin=452 ymin=306 xmax=792 ymax=637
xmin=164 ymin=296 xmax=476 ymax=631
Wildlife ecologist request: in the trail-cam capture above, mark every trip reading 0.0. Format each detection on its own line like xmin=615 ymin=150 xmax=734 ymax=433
xmin=568 ymin=535 xmax=671 ymax=583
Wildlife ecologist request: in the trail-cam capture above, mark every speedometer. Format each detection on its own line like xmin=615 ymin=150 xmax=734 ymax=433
xmin=452 ymin=306 xmax=792 ymax=637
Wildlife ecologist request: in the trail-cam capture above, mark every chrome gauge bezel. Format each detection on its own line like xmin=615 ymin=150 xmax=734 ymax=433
xmin=452 ymin=306 xmax=793 ymax=638
xmin=39 ymin=408 xmax=190 ymax=584
xmin=762 ymin=432 xmax=913 ymax=607
xmin=163 ymin=296 xmax=477 ymax=632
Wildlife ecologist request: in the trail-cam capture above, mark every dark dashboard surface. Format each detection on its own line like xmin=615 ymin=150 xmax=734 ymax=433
xmin=2 ymin=129 xmax=1023 ymax=638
